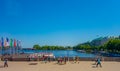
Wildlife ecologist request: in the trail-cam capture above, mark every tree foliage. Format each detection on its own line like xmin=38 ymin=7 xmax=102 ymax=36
xmin=105 ymin=38 xmax=120 ymax=52
xmin=73 ymin=36 xmax=120 ymax=53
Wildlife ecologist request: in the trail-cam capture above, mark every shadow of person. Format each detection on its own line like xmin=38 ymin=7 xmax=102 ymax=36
xmin=0 ymin=65 xmax=4 ymax=68
xmin=92 ymin=63 xmax=96 ymax=65
xmin=53 ymin=63 xmax=58 ymax=65
xmin=59 ymin=63 xmax=65 ymax=65
xmin=29 ymin=63 xmax=38 ymax=65
xmin=92 ymin=66 xmax=97 ymax=68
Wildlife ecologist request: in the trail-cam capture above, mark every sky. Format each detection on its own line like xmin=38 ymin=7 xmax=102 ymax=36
xmin=0 ymin=0 xmax=120 ymax=48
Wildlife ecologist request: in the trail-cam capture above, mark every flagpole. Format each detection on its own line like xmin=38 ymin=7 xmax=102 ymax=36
xmin=0 ymin=40 xmax=1 ymax=55
xmin=2 ymin=46 xmax=3 ymax=56
xmin=17 ymin=40 xmax=18 ymax=55
xmin=10 ymin=46 xmax=12 ymax=55
xmin=12 ymin=47 xmax=13 ymax=55
xmin=1 ymin=37 xmax=4 ymax=56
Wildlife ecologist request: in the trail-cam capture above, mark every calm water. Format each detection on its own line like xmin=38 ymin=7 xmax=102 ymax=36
xmin=22 ymin=50 xmax=96 ymax=57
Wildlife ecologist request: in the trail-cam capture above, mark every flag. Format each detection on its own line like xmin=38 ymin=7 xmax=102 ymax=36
xmin=19 ymin=40 xmax=21 ymax=47
xmin=4 ymin=38 xmax=7 ymax=47
xmin=6 ymin=37 xmax=9 ymax=47
xmin=17 ymin=40 xmax=18 ymax=47
xmin=14 ymin=39 xmax=16 ymax=47
xmin=10 ymin=39 xmax=13 ymax=47
xmin=18 ymin=40 xmax=21 ymax=49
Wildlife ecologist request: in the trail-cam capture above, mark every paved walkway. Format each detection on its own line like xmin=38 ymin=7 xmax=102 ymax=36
xmin=0 ymin=61 xmax=120 ymax=71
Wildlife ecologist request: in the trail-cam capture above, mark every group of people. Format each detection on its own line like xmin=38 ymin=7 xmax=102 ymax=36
xmin=1 ymin=56 xmax=102 ymax=68
xmin=73 ymin=56 xmax=80 ymax=63
xmin=56 ymin=56 xmax=102 ymax=68
xmin=57 ymin=56 xmax=68 ymax=64
xmin=57 ymin=56 xmax=80 ymax=64
xmin=41 ymin=55 xmax=55 ymax=63
xmin=42 ymin=55 xmax=48 ymax=63
xmin=0 ymin=58 xmax=8 ymax=67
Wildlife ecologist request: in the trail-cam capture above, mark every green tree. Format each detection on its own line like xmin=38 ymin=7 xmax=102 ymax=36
xmin=33 ymin=44 xmax=41 ymax=50
xmin=106 ymin=39 xmax=120 ymax=53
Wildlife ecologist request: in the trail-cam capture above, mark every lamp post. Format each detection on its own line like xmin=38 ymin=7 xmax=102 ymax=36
xmin=67 ymin=49 xmax=69 ymax=62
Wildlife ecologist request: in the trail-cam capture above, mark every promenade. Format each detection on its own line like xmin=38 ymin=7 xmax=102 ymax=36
xmin=0 ymin=61 xmax=120 ymax=71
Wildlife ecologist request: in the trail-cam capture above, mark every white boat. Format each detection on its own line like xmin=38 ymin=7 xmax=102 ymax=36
xmin=77 ymin=50 xmax=86 ymax=53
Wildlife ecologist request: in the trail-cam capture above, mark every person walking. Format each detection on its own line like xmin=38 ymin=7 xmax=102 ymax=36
xmin=64 ymin=56 xmax=67 ymax=64
xmin=75 ymin=56 xmax=79 ymax=63
xmin=4 ymin=59 xmax=8 ymax=67
xmin=96 ymin=58 xmax=102 ymax=67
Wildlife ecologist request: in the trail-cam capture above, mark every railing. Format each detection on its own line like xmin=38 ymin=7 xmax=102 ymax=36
xmin=1 ymin=57 xmax=120 ymax=62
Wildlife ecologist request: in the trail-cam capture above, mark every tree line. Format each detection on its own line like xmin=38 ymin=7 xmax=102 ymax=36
xmin=33 ymin=45 xmax=72 ymax=50
xmin=33 ymin=36 xmax=120 ymax=53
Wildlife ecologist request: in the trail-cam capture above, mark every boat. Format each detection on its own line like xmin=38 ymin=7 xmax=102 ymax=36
xmin=29 ymin=52 xmax=54 ymax=58
xmin=77 ymin=50 xmax=86 ymax=53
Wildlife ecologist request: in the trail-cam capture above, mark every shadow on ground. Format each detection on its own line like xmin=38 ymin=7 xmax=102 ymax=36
xmin=92 ymin=66 xmax=97 ymax=68
xmin=92 ymin=63 xmax=96 ymax=65
xmin=53 ymin=63 xmax=66 ymax=65
xmin=0 ymin=65 xmax=4 ymax=68
xmin=29 ymin=63 xmax=38 ymax=65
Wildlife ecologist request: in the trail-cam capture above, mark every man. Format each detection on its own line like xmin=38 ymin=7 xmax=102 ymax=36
xmin=96 ymin=58 xmax=102 ymax=67
xmin=64 ymin=56 xmax=67 ymax=64
xmin=4 ymin=59 xmax=8 ymax=67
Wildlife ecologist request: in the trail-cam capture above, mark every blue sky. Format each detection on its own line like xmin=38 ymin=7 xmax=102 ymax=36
xmin=0 ymin=0 xmax=120 ymax=48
